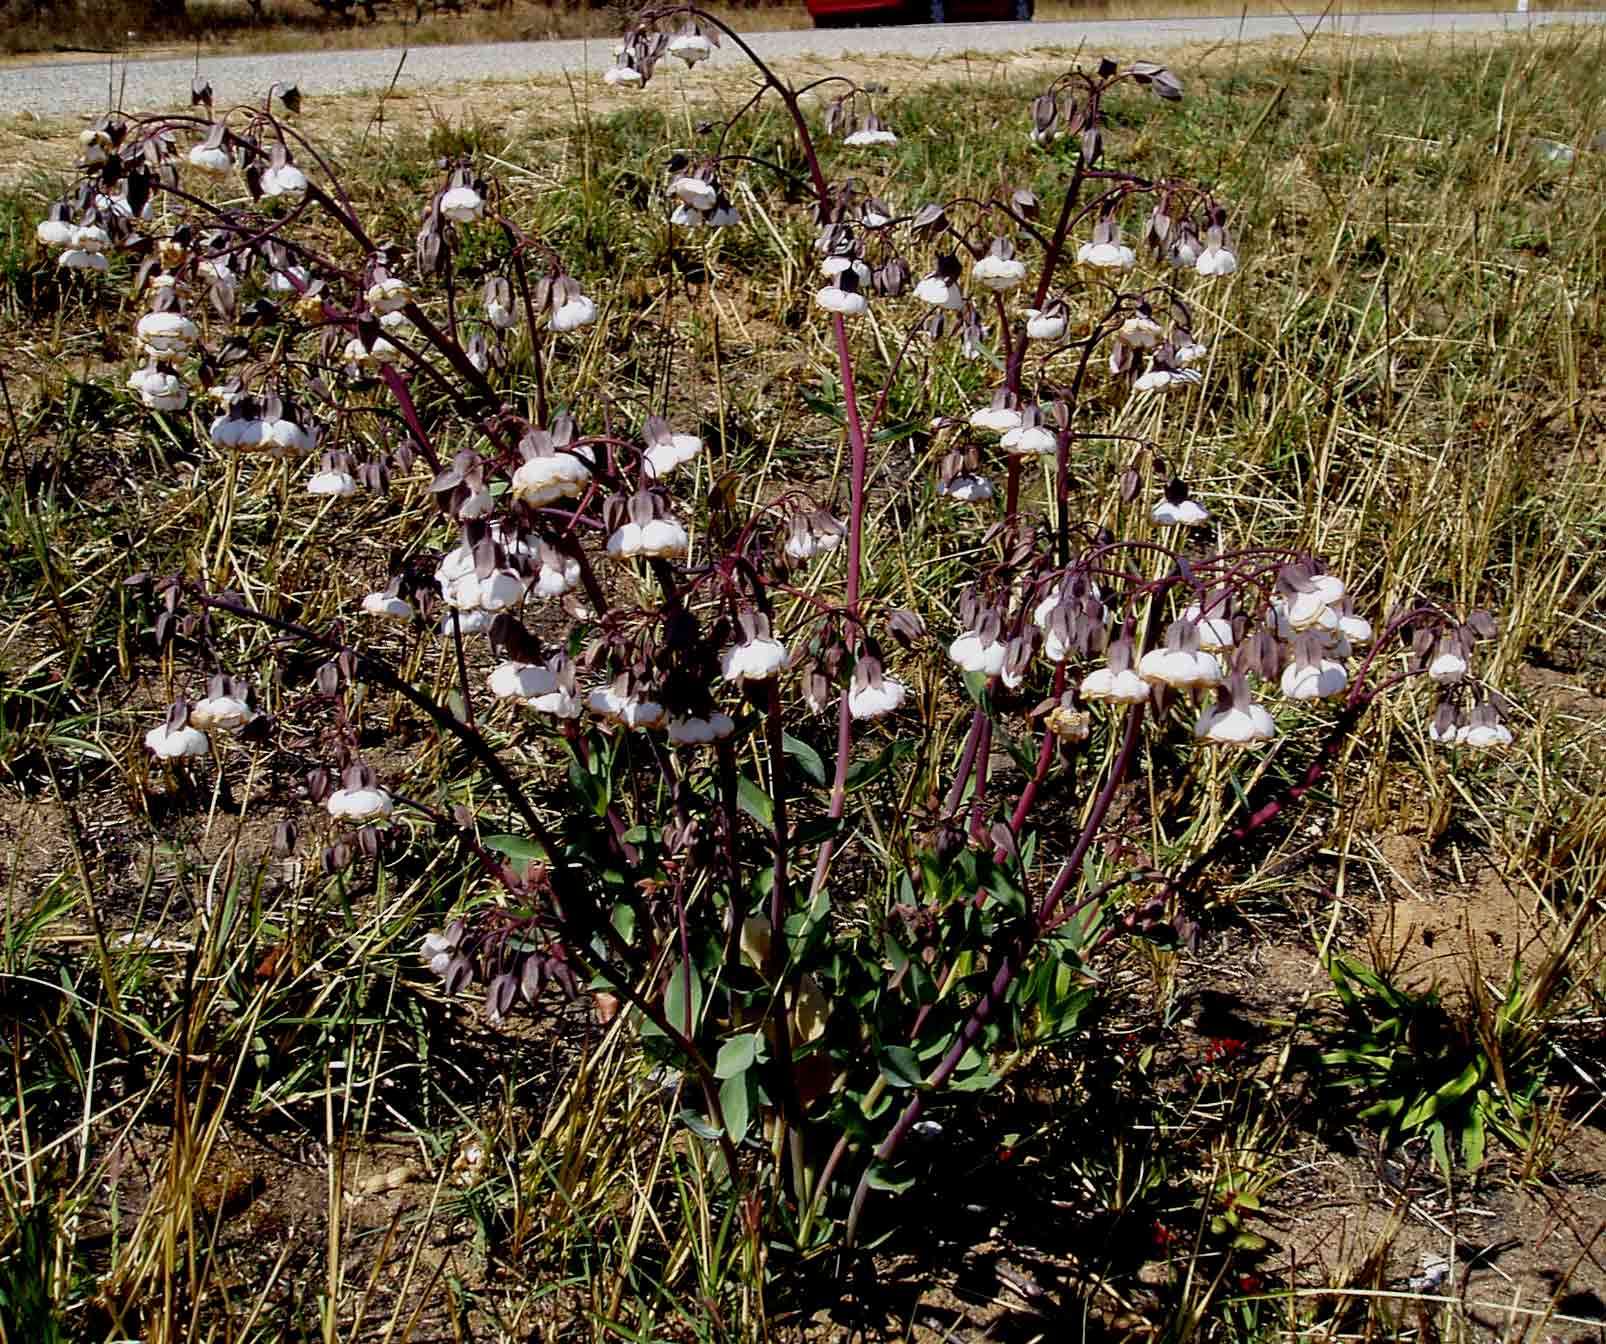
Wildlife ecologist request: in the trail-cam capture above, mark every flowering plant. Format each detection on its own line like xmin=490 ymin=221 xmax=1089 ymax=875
xmin=55 ymin=15 xmax=1513 ymax=1245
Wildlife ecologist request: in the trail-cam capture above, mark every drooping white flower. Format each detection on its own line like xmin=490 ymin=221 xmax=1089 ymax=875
xmin=188 ymin=695 xmax=254 ymax=732
xmin=606 ymin=516 xmax=690 ymax=561
xmin=1280 ymin=653 xmax=1349 ymax=701
xmin=1175 ymin=333 xmax=1209 ymax=366
xmin=1078 ymin=239 xmax=1137 ymax=271
xmin=668 ymin=712 xmax=736 ymax=745
xmin=973 ymin=253 xmax=1028 ymax=291
xmin=949 ymin=631 xmax=1007 ymax=678
xmin=488 ymin=660 xmax=556 ymax=700
xmin=58 ymin=249 xmax=109 ymax=273
xmin=344 ymin=335 xmax=401 ymax=367
xmin=134 ymin=369 xmax=188 ymax=412
xmin=439 ymin=185 xmax=484 ymax=223
xmin=78 ymin=130 xmax=110 ymax=167
xmin=603 ymin=62 xmax=644 ymax=87
xmin=667 ymin=31 xmax=713 ymax=65
xmin=36 ymin=218 xmax=75 ymax=248
xmin=847 ymin=655 xmax=912 ymax=719
xmin=137 ymin=311 xmax=199 ymax=356
xmin=1024 ymin=307 xmax=1066 ymax=341
xmin=671 ymin=176 xmax=718 ymax=212
xmin=1134 ymin=367 xmax=1203 ymax=395
xmin=1152 ymin=497 xmax=1209 ymax=527
xmin=532 ymin=551 xmax=581 ymax=597
xmin=511 ymin=451 xmax=591 ymax=507
xmin=816 ymin=283 xmax=868 ymax=316
xmin=644 ymin=433 xmax=702 ymax=478
xmin=261 ymin=164 xmax=309 ymax=200
xmin=1001 ymin=422 xmax=1057 ymax=456
xmin=913 ymin=275 xmax=964 ymax=310
xmin=551 ymin=294 xmax=597 ymax=332
xmin=1181 ymin=602 xmax=1235 ymax=653
xmin=938 ymin=473 xmax=994 ymax=504
xmin=1139 ymin=625 xmax=1224 ymax=691
xmin=1195 ymin=697 xmax=1277 ymax=747
xmin=327 ymin=786 xmax=393 ymax=821
xmin=783 ymin=512 xmax=844 ymax=562
xmin=1428 ymin=649 xmax=1469 ymax=684
xmin=1196 ymin=245 xmax=1238 ymax=277
xmin=587 ymin=682 xmax=666 ymax=730
xmin=262 ymin=417 xmax=317 ymax=455
xmin=361 ymin=592 xmax=413 ymax=619
xmin=968 ymin=404 xmax=1022 ymax=434
xmin=821 ymin=255 xmax=874 ymax=289
xmin=1076 ymin=662 xmax=1146 ymax=704
xmin=1461 ymin=719 xmax=1513 ymax=750
xmin=722 ymin=636 xmax=790 ymax=683
xmin=72 ymin=224 xmax=111 ymax=254
xmin=367 ymin=276 xmax=414 ymax=314
xmin=1117 ymin=314 xmax=1165 ymax=349
xmin=477 ymin=569 xmax=528 ymax=612
xmin=845 ymin=128 xmax=898 ymax=148
xmin=188 ymin=142 xmax=232 ymax=176
xmin=307 ymin=468 xmax=357 ymax=497
xmin=145 ymin=722 xmax=210 ymax=758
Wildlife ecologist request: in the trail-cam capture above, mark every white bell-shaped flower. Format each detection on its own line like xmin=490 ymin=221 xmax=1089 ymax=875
xmin=327 ymin=786 xmax=393 ymax=821
xmin=262 ymin=163 xmax=309 ymax=200
xmin=973 ymin=253 xmax=1027 ymax=292
xmin=948 ymin=630 xmax=1007 ymax=678
xmin=938 ymin=473 xmax=994 ymax=504
xmin=511 ymin=452 xmax=591 ymax=506
xmin=362 ymin=592 xmax=413 ymax=619
xmin=668 ymin=712 xmax=736 ymax=745
xmin=488 ymin=661 xmax=556 ymax=700
xmin=188 ymin=143 xmax=231 ymax=176
xmin=1195 ymin=695 xmax=1276 ymax=747
xmin=440 ymin=185 xmax=484 ymax=223
xmin=137 ymin=311 xmax=199 ymax=356
xmin=816 ymin=282 xmax=868 ymax=316
xmin=145 ymin=722 xmax=210 ymax=758
xmin=188 ymin=694 xmax=254 ymax=732
xmin=1024 ymin=307 xmax=1066 ymax=341
xmin=671 ymin=176 xmax=718 ymax=212
xmin=552 ymin=294 xmax=597 ymax=332
xmin=307 ymin=469 xmax=357 ymax=497
xmin=668 ymin=31 xmax=713 ymax=65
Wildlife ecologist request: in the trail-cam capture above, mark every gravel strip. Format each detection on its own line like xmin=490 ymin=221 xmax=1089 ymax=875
xmin=1 ymin=10 xmax=1600 ymax=121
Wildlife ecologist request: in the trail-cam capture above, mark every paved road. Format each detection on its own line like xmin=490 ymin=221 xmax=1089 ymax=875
xmin=2 ymin=9 xmax=1601 ymax=121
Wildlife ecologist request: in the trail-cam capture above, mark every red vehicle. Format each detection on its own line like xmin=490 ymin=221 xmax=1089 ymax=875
xmin=807 ymin=0 xmax=1032 ymax=26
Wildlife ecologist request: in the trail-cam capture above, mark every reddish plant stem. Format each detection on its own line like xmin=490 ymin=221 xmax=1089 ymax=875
xmin=807 ymin=312 xmax=872 ymax=903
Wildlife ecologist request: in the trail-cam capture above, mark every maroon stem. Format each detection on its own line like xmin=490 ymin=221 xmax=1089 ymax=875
xmin=807 ymin=312 xmax=873 ymax=901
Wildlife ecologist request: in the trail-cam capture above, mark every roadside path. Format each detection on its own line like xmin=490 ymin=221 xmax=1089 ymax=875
xmin=1 ymin=10 xmax=1601 ymax=119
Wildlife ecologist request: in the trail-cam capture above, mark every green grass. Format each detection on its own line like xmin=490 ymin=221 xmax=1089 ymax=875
xmin=1 ymin=26 xmax=1605 ymax=1343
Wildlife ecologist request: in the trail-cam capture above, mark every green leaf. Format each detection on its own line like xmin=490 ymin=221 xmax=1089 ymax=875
xmin=484 ymin=834 xmax=547 ymax=868
xmin=864 ymin=1161 xmax=916 ymax=1194
xmin=880 ymin=1045 xmax=924 ymax=1090
xmin=680 ymin=1109 xmax=723 ymax=1142
xmin=736 ymin=775 xmax=774 ymax=829
xmin=714 ymin=1032 xmax=763 ymax=1080
xmin=719 ymin=1072 xmax=752 ymax=1145
xmin=783 ymin=733 xmax=828 ymax=786
xmin=665 ymin=960 xmax=703 ymax=1038
xmin=845 ymin=739 xmax=915 ymax=793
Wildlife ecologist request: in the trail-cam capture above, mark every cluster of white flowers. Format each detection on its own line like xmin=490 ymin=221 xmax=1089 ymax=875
xmin=434 ymin=529 xmax=580 ymax=634
xmin=209 ymin=400 xmax=319 ymax=456
xmin=38 ymin=215 xmax=114 ymax=272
